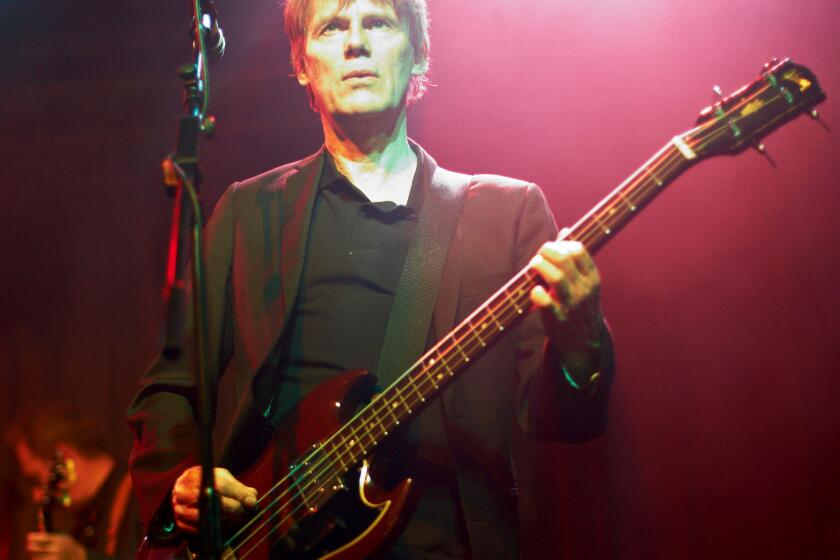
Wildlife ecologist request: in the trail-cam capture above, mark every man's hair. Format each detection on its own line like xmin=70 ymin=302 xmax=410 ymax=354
xmin=4 ymin=403 xmax=110 ymax=460
xmin=283 ymin=0 xmax=431 ymax=105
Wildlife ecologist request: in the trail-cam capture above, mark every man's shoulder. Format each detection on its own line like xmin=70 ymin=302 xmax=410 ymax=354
xmin=452 ymin=170 xmax=552 ymax=226
xmin=467 ymin=173 xmax=534 ymax=192
xmin=232 ymin=149 xmax=324 ymax=194
xmin=459 ymin=172 xmax=543 ymax=205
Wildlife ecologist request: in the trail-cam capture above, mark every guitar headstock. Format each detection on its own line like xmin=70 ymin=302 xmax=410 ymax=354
xmin=691 ymin=58 xmax=826 ymax=158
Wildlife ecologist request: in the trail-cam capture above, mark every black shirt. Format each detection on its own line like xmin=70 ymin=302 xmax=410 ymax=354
xmin=263 ymin=151 xmax=468 ymax=559
xmin=263 ymin=153 xmax=421 ymax=424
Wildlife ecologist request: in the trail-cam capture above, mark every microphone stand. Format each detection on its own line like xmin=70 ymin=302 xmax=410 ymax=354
xmin=160 ymin=1 xmax=224 ymax=557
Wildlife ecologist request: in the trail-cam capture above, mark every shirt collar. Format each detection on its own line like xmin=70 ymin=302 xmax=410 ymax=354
xmin=318 ymin=144 xmax=426 ymax=214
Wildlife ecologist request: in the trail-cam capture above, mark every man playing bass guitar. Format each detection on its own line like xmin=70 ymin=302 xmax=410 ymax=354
xmin=127 ymin=0 xmax=614 ymax=557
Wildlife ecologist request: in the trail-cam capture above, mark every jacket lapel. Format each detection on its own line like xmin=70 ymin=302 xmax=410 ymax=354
xmin=238 ymin=148 xmax=325 ymax=372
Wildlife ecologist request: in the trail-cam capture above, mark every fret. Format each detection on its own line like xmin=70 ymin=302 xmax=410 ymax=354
xmin=453 ymin=339 xmax=471 ymax=363
xmin=484 ymin=304 xmax=505 ymax=331
xmin=594 ymin=213 xmax=613 ymax=235
xmin=440 ymin=355 xmax=456 ymax=377
xmin=512 ymin=282 xmax=529 ymax=305
xmin=374 ymin=394 xmax=400 ymax=429
xmin=516 ymin=286 xmax=531 ymax=315
xmin=387 ymin=397 xmax=404 ymax=425
xmin=352 ymin=422 xmax=376 ymax=448
xmin=470 ymin=322 xmax=487 ymax=348
xmin=395 ymin=388 xmax=413 ymax=414
xmin=422 ymin=356 xmax=441 ymax=389
xmin=405 ymin=371 xmax=427 ymax=403
xmin=367 ymin=415 xmax=388 ymax=438
xmin=338 ymin=424 xmax=364 ymax=458
xmin=328 ymin=440 xmax=350 ymax=471
xmin=617 ymin=190 xmax=638 ymax=212
xmin=503 ymin=285 xmax=525 ymax=316
xmin=427 ymin=354 xmax=453 ymax=387
xmin=644 ymin=166 xmax=665 ymax=187
xmin=604 ymin=203 xmax=623 ymax=221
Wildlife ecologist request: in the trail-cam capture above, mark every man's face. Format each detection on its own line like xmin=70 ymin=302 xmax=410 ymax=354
xmin=297 ymin=0 xmax=425 ymax=117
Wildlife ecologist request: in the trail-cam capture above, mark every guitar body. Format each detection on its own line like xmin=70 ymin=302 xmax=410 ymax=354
xmin=137 ymin=369 xmax=419 ymax=560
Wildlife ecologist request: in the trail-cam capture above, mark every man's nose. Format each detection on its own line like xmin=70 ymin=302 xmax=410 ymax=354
xmin=344 ymin=23 xmax=370 ymax=57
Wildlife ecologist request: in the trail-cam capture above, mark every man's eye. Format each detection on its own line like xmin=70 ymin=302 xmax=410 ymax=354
xmin=368 ymin=19 xmax=390 ymax=29
xmin=321 ymin=22 xmax=342 ymax=33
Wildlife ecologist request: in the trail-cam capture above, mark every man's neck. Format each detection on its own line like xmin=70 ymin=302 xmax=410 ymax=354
xmin=321 ymin=109 xmax=417 ymax=205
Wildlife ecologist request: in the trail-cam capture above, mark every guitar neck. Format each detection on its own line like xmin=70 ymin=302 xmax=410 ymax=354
xmin=568 ymin=136 xmax=699 ymax=252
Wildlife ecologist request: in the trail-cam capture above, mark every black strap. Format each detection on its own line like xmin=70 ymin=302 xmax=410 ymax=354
xmin=375 ymin=167 xmax=470 ymax=386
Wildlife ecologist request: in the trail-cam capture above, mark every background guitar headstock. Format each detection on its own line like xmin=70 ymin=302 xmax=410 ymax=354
xmin=37 ymin=450 xmax=75 ymax=533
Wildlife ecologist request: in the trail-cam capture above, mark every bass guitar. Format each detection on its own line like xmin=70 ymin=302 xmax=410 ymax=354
xmin=138 ymin=58 xmax=826 ymax=560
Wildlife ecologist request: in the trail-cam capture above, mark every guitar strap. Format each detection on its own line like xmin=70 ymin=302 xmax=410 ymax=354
xmin=374 ymin=166 xmax=471 ymax=387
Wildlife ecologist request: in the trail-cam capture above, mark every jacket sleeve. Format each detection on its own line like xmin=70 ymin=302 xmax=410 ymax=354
xmin=513 ymin=183 xmax=615 ymax=442
xmin=126 ymin=183 xmax=238 ymax=530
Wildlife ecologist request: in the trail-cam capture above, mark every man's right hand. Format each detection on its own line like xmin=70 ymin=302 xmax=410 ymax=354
xmin=172 ymin=467 xmax=258 ymax=533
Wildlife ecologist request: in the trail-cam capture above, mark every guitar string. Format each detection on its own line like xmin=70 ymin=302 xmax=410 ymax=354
xmin=225 ymin=142 xmax=704 ymax=559
xmin=226 ymin=84 xmax=788 ymax=557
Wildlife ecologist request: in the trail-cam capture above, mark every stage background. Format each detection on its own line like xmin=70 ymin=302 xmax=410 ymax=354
xmin=1 ymin=1 xmax=838 ymax=557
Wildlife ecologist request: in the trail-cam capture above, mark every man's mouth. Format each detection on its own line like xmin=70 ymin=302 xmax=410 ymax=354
xmin=343 ymin=70 xmax=377 ymax=80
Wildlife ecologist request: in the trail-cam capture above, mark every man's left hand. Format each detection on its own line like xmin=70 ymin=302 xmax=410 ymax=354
xmin=529 ymin=239 xmax=602 ymax=377
xmin=26 ymin=532 xmax=87 ymax=560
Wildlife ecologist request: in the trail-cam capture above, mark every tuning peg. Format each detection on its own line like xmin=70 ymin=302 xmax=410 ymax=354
xmin=810 ymin=109 xmax=831 ymax=133
xmin=762 ymin=58 xmax=781 ymax=75
xmin=712 ymin=85 xmax=723 ymax=101
xmin=754 ymin=143 xmax=777 ymax=168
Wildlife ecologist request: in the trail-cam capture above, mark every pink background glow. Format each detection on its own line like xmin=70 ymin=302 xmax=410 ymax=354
xmin=1 ymin=0 xmax=838 ymax=557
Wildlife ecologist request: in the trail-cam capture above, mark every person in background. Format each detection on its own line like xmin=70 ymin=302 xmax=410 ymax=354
xmin=6 ymin=404 xmax=142 ymax=560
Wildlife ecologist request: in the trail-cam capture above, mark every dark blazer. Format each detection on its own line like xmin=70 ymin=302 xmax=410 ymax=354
xmin=127 ymin=142 xmax=614 ymax=559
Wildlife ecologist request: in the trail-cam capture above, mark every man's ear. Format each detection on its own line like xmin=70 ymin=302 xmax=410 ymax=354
xmin=411 ymin=55 xmax=429 ymax=77
xmin=297 ymin=70 xmax=310 ymax=86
